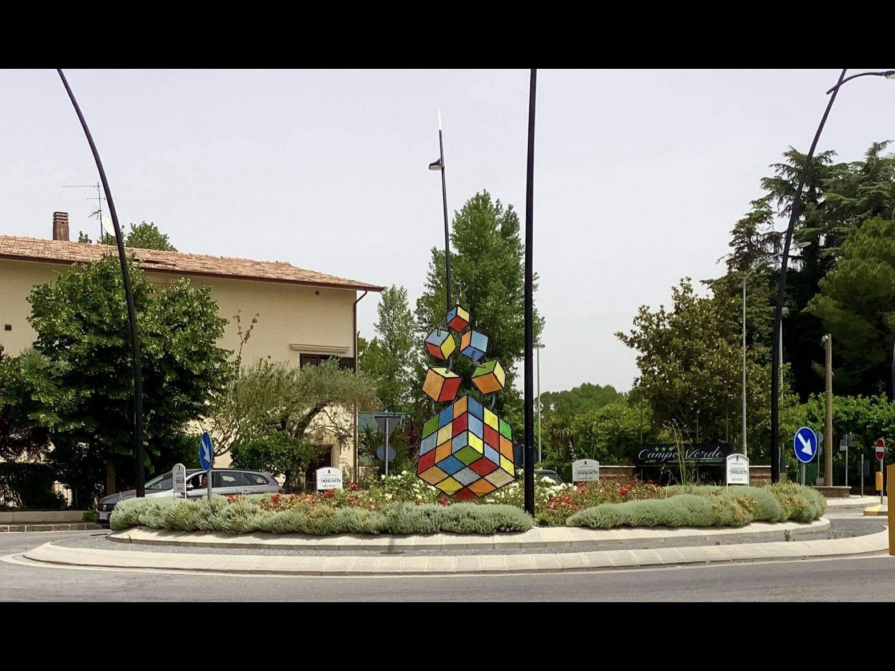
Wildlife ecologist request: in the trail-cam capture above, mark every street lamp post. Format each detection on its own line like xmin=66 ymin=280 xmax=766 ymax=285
xmin=770 ymin=69 xmax=895 ymax=483
xmin=535 ymin=343 xmax=545 ymax=464
xmin=523 ymin=69 xmax=537 ymax=517
xmin=429 ymin=112 xmax=451 ymax=314
xmin=57 ymin=69 xmax=146 ymax=498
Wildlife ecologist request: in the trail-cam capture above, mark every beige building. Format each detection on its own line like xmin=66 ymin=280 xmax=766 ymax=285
xmin=0 ymin=212 xmax=382 ymax=475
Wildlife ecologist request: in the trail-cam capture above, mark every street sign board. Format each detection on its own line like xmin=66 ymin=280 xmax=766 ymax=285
xmin=172 ymin=463 xmax=186 ymax=498
xmin=572 ymin=459 xmax=600 ymax=483
xmin=199 ymin=432 xmax=214 ymax=471
xmin=876 ymin=438 xmax=886 ymax=461
xmin=377 ymin=445 xmax=396 ymax=462
xmin=793 ymin=427 xmax=818 ymax=464
xmin=316 ymin=467 xmax=343 ymax=491
xmin=374 ymin=413 xmax=404 ymax=436
xmin=726 ymin=453 xmax=749 ymax=486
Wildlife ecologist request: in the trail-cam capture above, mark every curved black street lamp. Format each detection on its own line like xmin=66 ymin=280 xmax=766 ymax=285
xmin=57 ymin=69 xmax=146 ymax=498
xmin=524 ymin=69 xmax=537 ymax=516
xmin=770 ymin=68 xmax=894 ymax=483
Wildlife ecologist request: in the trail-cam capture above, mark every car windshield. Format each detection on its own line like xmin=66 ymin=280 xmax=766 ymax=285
xmin=146 ymin=473 xmax=174 ymax=491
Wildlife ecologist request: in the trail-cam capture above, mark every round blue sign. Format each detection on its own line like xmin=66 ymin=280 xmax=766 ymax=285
xmin=793 ymin=427 xmax=818 ymax=464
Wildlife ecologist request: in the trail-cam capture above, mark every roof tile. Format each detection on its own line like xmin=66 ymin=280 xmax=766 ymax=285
xmin=0 ymin=236 xmax=383 ymax=292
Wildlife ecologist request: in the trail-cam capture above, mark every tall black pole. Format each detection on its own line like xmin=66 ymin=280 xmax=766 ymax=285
xmin=57 ymin=69 xmax=146 ymax=498
xmin=523 ymin=69 xmax=537 ymax=516
xmin=438 ymin=115 xmax=451 ymax=314
xmin=770 ymin=68 xmax=846 ymax=483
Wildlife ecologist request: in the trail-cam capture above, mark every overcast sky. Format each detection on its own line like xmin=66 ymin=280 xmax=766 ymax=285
xmin=1 ymin=69 xmax=892 ymax=394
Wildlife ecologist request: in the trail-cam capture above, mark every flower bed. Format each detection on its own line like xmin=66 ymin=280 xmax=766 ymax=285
xmin=109 ymin=472 xmax=825 ymax=536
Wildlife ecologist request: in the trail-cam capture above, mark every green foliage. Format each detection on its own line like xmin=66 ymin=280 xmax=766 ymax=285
xmin=110 ymin=496 xmax=533 ymax=535
xmin=24 ymin=255 xmax=231 ymax=500
xmin=616 ymin=278 xmax=783 ymax=460
xmin=567 ymin=483 xmax=824 ymax=529
xmin=359 ymin=285 xmax=416 ymax=412
xmin=415 ymin=191 xmax=544 ymax=429
xmin=0 ymin=462 xmax=64 ymax=510
xmin=808 ymin=217 xmax=895 ymax=394
xmin=540 ymin=383 xmax=623 ymax=421
xmin=210 ymin=357 xmax=376 ymax=487
xmin=231 ymin=433 xmax=312 ymax=484
xmin=81 ymin=509 xmax=97 ymax=523
xmin=98 ymin=221 xmax=177 ymax=251
xmin=0 ymin=346 xmax=50 ymax=463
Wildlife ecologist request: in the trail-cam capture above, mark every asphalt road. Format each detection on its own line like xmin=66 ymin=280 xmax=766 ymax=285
xmin=0 ymin=525 xmax=893 ymax=601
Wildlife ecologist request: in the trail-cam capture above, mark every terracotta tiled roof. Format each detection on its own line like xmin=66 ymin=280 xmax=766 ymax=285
xmin=0 ymin=235 xmax=383 ymax=292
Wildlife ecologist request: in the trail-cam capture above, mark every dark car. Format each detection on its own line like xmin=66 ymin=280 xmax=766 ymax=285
xmin=96 ymin=468 xmax=280 ymax=526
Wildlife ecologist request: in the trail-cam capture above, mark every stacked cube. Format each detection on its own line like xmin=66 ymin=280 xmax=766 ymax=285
xmin=422 ymin=367 xmax=461 ymax=403
xmin=417 ymin=395 xmax=516 ymax=499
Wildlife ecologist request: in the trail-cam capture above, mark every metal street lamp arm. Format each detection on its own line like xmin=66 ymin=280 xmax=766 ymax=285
xmin=826 ymin=70 xmax=895 ymax=95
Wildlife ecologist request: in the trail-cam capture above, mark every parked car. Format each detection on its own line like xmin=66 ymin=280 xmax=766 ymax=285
xmin=95 ymin=468 xmax=281 ymax=526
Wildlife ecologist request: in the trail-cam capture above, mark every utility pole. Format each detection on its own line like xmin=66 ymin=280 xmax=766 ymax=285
xmin=823 ymin=334 xmax=834 ymax=486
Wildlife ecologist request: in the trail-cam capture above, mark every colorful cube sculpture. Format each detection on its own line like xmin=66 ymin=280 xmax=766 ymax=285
xmin=417 ymin=395 xmax=516 ymax=499
xmin=422 ymin=367 xmax=461 ymax=403
xmin=446 ymin=305 xmax=470 ymax=333
xmin=460 ymin=329 xmax=488 ymax=362
xmin=471 ymin=359 xmax=506 ymax=395
xmin=424 ymin=328 xmax=456 ymax=361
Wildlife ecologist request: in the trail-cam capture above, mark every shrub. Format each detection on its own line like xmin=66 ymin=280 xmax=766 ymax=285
xmin=110 ymin=496 xmax=533 ymax=535
xmin=568 ymin=483 xmax=824 ymax=529
xmin=0 ymin=462 xmax=65 ymax=510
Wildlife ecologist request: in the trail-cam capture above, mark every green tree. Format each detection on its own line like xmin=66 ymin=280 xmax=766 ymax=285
xmin=616 ymin=279 xmax=787 ymax=462
xmin=540 ymin=383 xmax=623 ymax=423
xmin=0 ymin=346 xmax=50 ymax=463
xmin=415 ymin=191 xmax=544 ymax=430
xmin=570 ymin=400 xmax=656 ymax=464
xmin=81 ymin=221 xmax=177 ymax=251
xmin=219 ymin=358 xmax=377 ymax=489
xmin=358 ymin=285 xmax=416 ymax=412
xmin=25 ymin=255 xmax=230 ymax=502
xmin=808 ymin=217 xmax=895 ymax=395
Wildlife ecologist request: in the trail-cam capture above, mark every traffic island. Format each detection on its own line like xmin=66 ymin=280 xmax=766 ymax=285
xmin=813 ymin=486 xmax=852 ymax=498
xmin=21 ymin=520 xmax=888 ymax=576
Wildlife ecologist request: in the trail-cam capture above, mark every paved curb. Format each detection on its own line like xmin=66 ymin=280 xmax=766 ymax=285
xmin=108 ymin=519 xmax=830 ymax=552
xmin=864 ymin=506 xmax=888 ymax=517
xmin=0 ymin=523 xmax=101 ymax=533
xmin=23 ymin=525 xmax=887 ymax=577
xmin=826 ymin=496 xmax=886 ymax=510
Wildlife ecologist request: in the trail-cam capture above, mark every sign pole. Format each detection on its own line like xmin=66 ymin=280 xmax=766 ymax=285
xmin=861 ymin=454 xmax=864 ymax=497
xmin=384 ymin=417 xmax=390 ymax=478
xmin=888 ymin=464 xmax=894 ymax=556
xmin=882 ymin=457 xmax=885 ymax=506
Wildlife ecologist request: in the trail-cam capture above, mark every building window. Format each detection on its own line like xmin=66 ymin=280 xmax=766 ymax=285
xmin=299 ymin=353 xmax=356 ymax=370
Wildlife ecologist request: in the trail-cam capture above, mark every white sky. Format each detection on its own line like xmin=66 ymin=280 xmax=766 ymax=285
xmin=1 ymin=69 xmax=892 ymax=394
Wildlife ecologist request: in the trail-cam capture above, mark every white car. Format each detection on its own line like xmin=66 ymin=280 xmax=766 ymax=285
xmin=95 ymin=468 xmax=281 ymax=525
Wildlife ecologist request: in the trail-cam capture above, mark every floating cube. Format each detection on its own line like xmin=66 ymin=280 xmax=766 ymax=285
xmin=472 ymin=359 xmax=506 ymax=395
xmin=417 ymin=394 xmax=515 ymax=499
xmin=460 ymin=329 xmax=488 ymax=362
xmin=422 ymin=367 xmax=461 ymax=403
xmin=446 ymin=305 xmax=470 ymax=333
xmin=425 ymin=328 xmax=456 ymax=361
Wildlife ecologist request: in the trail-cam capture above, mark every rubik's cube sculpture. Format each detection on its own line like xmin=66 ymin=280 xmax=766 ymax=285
xmin=418 ymin=304 xmax=514 ymax=499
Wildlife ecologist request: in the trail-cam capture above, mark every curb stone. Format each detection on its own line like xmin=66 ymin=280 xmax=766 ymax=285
xmin=108 ymin=518 xmax=831 ymax=553
xmin=22 ymin=525 xmax=888 ymax=577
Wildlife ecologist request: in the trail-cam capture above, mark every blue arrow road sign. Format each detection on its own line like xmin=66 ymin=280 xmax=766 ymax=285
xmin=793 ymin=427 xmax=818 ymax=464
xmin=199 ymin=432 xmax=214 ymax=471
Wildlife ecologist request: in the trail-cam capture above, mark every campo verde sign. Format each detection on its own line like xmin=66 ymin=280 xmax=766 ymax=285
xmin=634 ymin=444 xmax=732 ymax=466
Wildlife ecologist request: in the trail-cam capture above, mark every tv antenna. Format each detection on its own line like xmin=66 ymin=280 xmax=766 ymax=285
xmin=62 ymin=182 xmax=115 ymax=241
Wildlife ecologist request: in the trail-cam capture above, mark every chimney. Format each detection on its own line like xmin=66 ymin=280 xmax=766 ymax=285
xmin=52 ymin=212 xmax=69 ymax=242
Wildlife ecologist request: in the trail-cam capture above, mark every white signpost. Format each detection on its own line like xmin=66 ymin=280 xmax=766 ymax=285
xmin=572 ymin=459 xmax=600 ymax=483
xmin=726 ymin=453 xmax=749 ymax=487
xmin=172 ymin=463 xmax=186 ymax=499
xmin=316 ymin=467 xmax=343 ymax=491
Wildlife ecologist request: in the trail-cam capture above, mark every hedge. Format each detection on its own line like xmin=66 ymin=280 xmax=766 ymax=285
xmin=567 ymin=483 xmax=826 ymax=529
xmin=0 ymin=462 xmax=65 ymax=510
xmin=110 ymin=497 xmax=534 ymax=535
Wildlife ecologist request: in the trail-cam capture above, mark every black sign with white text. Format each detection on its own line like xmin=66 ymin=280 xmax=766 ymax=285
xmin=634 ymin=444 xmax=732 ymax=466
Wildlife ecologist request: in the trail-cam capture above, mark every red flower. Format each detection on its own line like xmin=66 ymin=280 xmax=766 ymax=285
xmin=439 ymin=498 xmax=450 ymax=507
xmin=322 ymin=489 xmax=335 ymax=499
xmin=348 ymin=481 xmax=359 ymax=491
